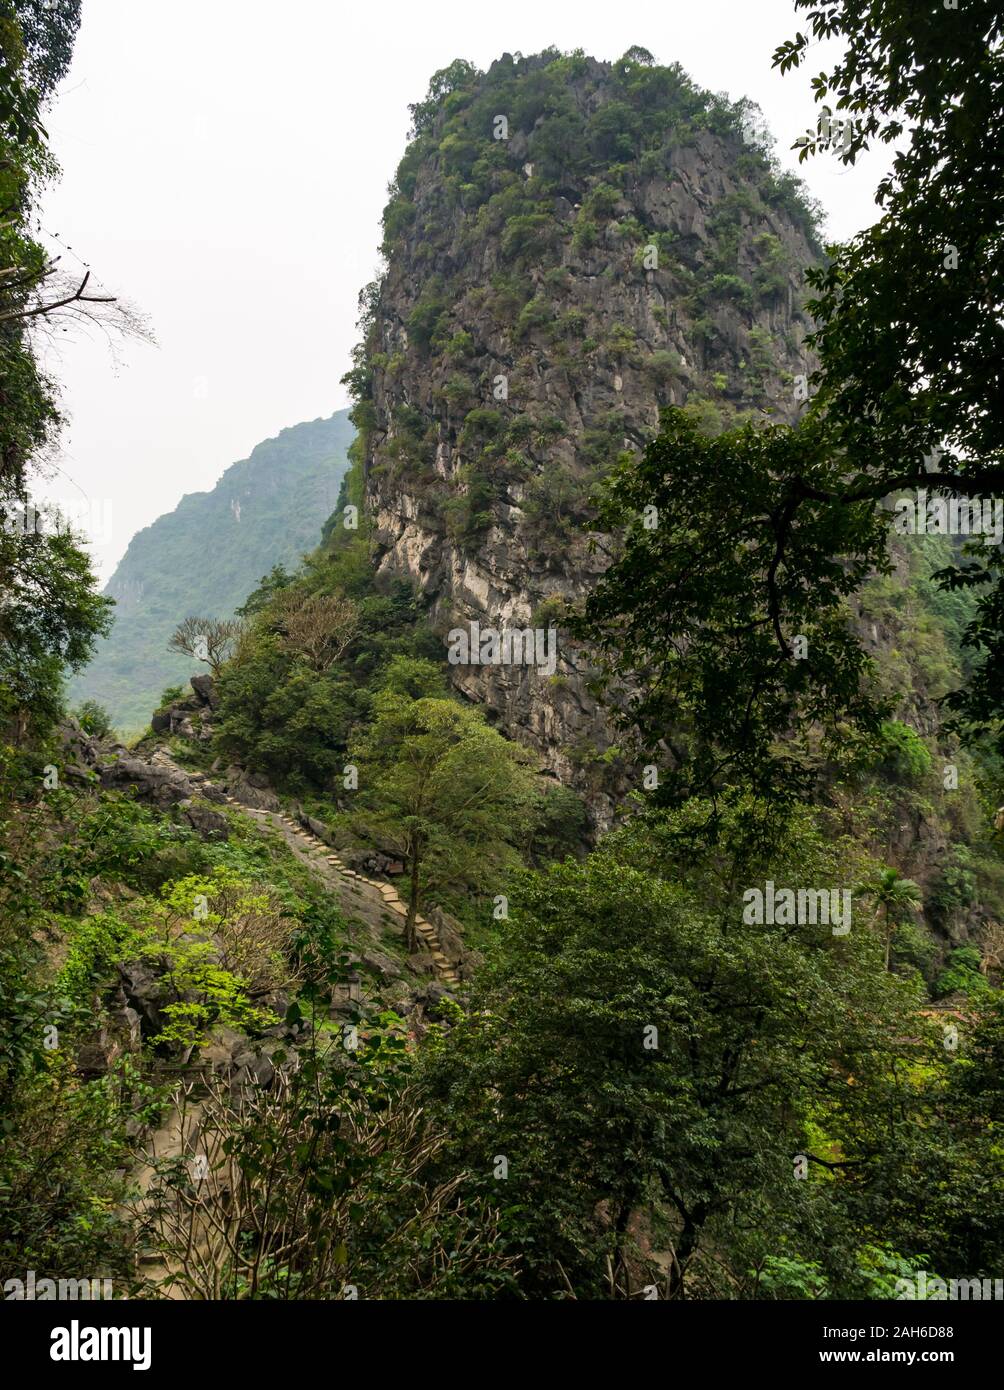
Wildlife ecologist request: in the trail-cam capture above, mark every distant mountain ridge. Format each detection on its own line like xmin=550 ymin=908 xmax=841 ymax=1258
xmin=70 ymin=410 xmax=354 ymax=731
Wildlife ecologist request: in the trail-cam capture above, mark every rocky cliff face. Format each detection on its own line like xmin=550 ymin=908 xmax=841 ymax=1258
xmin=356 ymin=51 xmax=822 ymax=823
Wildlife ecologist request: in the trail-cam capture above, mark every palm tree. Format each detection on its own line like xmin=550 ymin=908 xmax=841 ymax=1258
xmin=857 ymin=867 xmax=923 ymax=971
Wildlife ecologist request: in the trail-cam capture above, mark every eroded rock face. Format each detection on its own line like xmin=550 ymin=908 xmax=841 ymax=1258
xmin=52 ymin=707 xmax=230 ymax=835
xmin=224 ymin=767 xmax=281 ymax=811
xmin=151 ymin=676 xmax=217 ymax=741
xmin=359 ymin=54 xmax=820 ymax=826
xmin=190 ymin=674 xmax=219 ymax=709
xmin=98 ymin=755 xmax=196 ymax=807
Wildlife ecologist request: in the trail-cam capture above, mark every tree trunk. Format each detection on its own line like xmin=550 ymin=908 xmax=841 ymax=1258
xmin=613 ymin=1198 xmax=634 ymax=1296
xmin=405 ymin=837 xmax=420 ymax=953
xmin=668 ymin=1205 xmax=706 ymax=1300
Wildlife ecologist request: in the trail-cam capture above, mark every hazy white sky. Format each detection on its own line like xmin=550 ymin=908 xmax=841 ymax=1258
xmin=37 ymin=0 xmax=891 ymax=581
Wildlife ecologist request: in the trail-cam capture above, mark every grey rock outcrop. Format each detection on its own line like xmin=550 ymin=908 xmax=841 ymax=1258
xmin=360 ymin=55 xmax=821 ymax=825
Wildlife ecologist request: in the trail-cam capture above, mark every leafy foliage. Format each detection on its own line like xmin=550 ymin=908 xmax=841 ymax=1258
xmin=424 ymin=802 xmax=932 ymax=1297
xmin=349 ymin=660 xmax=539 ymax=947
xmin=576 ymin=408 xmax=891 ymax=804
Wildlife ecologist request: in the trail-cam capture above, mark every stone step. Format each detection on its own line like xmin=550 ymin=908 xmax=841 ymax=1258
xmin=214 ymin=800 xmax=465 ymax=988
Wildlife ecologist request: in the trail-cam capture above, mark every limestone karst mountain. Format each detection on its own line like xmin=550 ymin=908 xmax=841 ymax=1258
xmin=69 ymin=410 xmax=354 ymax=731
xmin=350 ymin=50 xmax=822 ymax=821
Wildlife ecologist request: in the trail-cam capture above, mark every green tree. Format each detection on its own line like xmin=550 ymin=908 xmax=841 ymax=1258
xmin=214 ymin=575 xmax=441 ymax=792
xmin=351 ymin=660 xmax=537 ymax=951
xmin=773 ymin=2 xmax=1004 ymax=749
xmin=575 ymin=407 xmax=891 ymax=805
xmin=424 ymin=802 xmax=920 ymax=1297
xmin=72 ymin=698 xmax=113 ymax=739
xmin=578 ymin=5 xmax=1003 ymax=788
xmin=842 ymin=991 xmax=1004 ymax=1281
xmin=1 ymin=1 xmax=112 ymax=744
xmin=857 ymin=867 xmax=922 ymax=972
xmin=0 ymin=526 xmax=112 ymax=740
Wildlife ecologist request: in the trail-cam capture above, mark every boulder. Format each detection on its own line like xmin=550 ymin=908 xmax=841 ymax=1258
xmin=55 ymin=719 xmax=102 ymax=781
xmin=190 ymin=674 xmax=219 ymax=708
xmin=98 ymin=755 xmax=194 ymax=808
xmin=225 ymin=766 xmax=280 ymax=810
xmin=177 ymin=799 xmax=229 ymax=840
xmin=303 ymin=815 xmax=333 ymax=844
xmin=117 ymin=959 xmax=170 ymax=1038
xmin=407 ymin=981 xmax=453 ymax=1025
xmin=358 ymin=948 xmax=403 ymax=981
xmin=76 ymin=1028 xmax=119 ymax=1078
xmin=62 ymin=761 xmax=97 ymax=785
xmin=231 ymin=1047 xmax=276 ymax=1090
xmin=200 ymin=1026 xmax=248 ymax=1075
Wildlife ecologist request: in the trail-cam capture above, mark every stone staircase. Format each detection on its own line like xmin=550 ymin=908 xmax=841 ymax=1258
xmin=179 ymin=763 xmax=461 ymax=989
xmin=129 ymin=753 xmax=464 ymax=1298
xmin=265 ymin=807 xmax=461 ymax=988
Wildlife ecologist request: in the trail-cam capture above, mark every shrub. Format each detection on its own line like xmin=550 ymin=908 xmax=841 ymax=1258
xmin=440 ymin=374 xmax=478 ymax=410
xmin=407 ymin=293 xmax=447 ymax=349
xmin=460 ymin=408 xmax=505 ymax=444
xmin=642 ymin=350 xmax=681 ymax=383
xmin=501 ymin=213 xmax=556 ymax=260
xmin=606 ymin=323 xmax=637 ymax=359
xmin=707 ymin=273 xmax=753 ymax=306
xmin=934 ymin=946 xmax=988 ymax=999
xmin=873 ymin=721 xmax=933 ymax=782
xmin=443 ymin=330 xmax=474 ymax=362
xmin=515 ymin=296 xmax=553 ymax=340
xmin=73 ymin=700 xmax=114 ymax=739
xmin=555 ymin=308 xmax=587 ymax=339
xmin=572 ymin=216 xmax=599 ymax=252
xmin=156 ymin=684 xmax=186 ymax=710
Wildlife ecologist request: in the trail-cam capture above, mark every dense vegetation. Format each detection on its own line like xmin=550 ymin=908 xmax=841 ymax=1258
xmin=3 ymin=2 xmax=1003 ymax=1305
xmin=345 ymin=46 xmax=823 ymax=567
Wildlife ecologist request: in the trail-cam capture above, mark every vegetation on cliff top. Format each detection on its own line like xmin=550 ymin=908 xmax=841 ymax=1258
xmin=344 ymin=47 xmax=824 ymax=569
